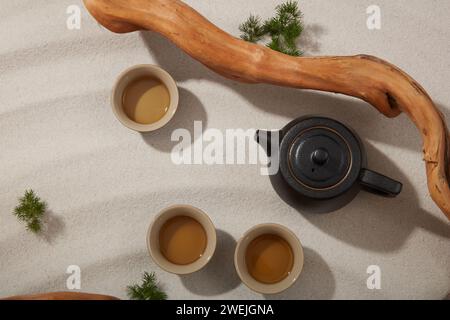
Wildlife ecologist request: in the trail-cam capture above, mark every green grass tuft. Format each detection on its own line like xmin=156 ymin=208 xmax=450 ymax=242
xmin=127 ymin=272 xmax=167 ymax=300
xmin=240 ymin=1 xmax=304 ymax=56
xmin=13 ymin=189 xmax=47 ymax=234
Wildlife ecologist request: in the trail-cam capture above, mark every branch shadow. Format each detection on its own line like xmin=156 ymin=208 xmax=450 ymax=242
xmin=139 ymin=31 xmax=450 ymax=154
xmin=4 ymin=250 xmax=152 ymax=299
xmin=298 ymin=24 xmax=327 ymax=55
xmin=180 ymin=230 xmax=240 ymax=296
xmin=264 ymin=248 xmax=335 ymax=300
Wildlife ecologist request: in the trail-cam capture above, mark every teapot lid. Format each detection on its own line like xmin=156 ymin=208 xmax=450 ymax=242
xmin=279 ymin=117 xmax=363 ymax=200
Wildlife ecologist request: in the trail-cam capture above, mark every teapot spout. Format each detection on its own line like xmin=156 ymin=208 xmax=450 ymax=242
xmin=255 ymin=130 xmax=281 ymax=157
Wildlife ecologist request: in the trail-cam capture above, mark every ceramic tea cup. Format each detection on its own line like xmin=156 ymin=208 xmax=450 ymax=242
xmin=111 ymin=64 xmax=179 ymax=132
xmin=147 ymin=205 xmax=217 ymax=275
xmin=234 ymin=223 xmax=304 ymax=295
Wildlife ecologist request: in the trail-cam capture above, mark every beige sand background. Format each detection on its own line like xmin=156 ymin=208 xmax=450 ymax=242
xmin=0 ymin=0 xmax=449 ymax=299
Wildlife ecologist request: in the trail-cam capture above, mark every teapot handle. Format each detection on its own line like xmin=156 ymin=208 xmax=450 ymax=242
xmin=359 ymin=169 xmax=403 ymax=197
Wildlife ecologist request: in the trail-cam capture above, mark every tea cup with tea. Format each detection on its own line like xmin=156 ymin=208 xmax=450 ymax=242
xmin=147 ymin=205 xmax=217 ymax=275
xmin=111 ymin=64 xmax=179 ymax=132
xmin=234 ymin=223 xmax=304 ymax=294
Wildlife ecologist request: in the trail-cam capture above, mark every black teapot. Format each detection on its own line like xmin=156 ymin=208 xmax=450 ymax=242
xmin=257 ymin=116 xmax=402 ymax=213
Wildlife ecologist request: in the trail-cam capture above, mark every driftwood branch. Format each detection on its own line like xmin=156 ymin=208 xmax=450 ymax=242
xmin=2 ymin=291 xmax=119 ymax=300
xmin=83 ymin=0 xmax=450 ymax=220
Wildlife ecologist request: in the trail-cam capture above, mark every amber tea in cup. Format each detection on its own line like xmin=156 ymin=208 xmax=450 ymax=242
xmin=122 ymin=77 xmax=171 ymax=125
xmin=147 ymin=205 xmax=216 ymax=275
xmin=245 ymin=234 xmax=294 ymax=284
xmin=112 ymin=64 xmax=179 ymax=132
xmin=234 ymin=224 xmax=304 ymax=294
xmin=159 ymin=215 xmax=207 ymax=265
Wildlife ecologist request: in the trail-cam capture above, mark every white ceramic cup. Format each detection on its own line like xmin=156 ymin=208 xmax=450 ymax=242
xmin=234 ymin=223 xmax=304 ymax=295
xmin=111 ymin=64 xmax=179 ymax=132
xmin=147 ymin=205 xmax=217 ymax=275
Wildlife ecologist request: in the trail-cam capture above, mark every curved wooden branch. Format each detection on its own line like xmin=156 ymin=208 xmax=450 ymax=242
xmin=84 ymin=0 xmax=450 ymax=220
xmin=2 ymin=292 xmax=119 ymax=300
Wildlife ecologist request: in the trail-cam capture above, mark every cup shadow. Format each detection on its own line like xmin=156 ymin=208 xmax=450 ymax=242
xmin=264 ymin=247 xmax=335 ymax=300
xmin=180 ymin=230 xmax=240 ymax=296
xmin=140 ymin=87 xmax=208 ymax=153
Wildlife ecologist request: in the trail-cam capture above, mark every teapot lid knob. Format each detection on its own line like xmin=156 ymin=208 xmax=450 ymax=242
xmin=311 ymin=148 xmax=329 ymax=166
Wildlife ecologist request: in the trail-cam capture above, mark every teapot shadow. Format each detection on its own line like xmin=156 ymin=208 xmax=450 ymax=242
xmin=180 ymin=230 xmax=240 ymax=296
xmin=140 ymin=87 xmax=207 ymax=153
xmin=264 ymin=248 xmax=335 ymax=300
xmin=269 ymin=171 xmax=360 ymax=214
xmin=290 ymin=142 xmax=449 ymax=252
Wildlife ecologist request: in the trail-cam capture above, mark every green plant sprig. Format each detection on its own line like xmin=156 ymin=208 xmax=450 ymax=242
xmin=127 ymin=272 xmax=167 ymax=300
xmin=239 ymin=15 xmax=265 ymax=43
xmin=239 ymin=1 xmax=304 ymax=56
xmin=13 ymin=189 xmax=47 ymax=233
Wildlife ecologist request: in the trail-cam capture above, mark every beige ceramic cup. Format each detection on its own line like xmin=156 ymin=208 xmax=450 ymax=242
xmin=147 ymin=205 xmax=217 ymax=275
xmin=234 ymin=223 xmax=304 ymax=295
xmin=111 ymin=64 xmax=179 ymax=132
